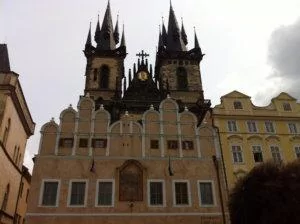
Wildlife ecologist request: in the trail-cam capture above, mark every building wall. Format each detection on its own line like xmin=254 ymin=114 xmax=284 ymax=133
xmin=27 ymin=96 xmax=228 ymax=224
xmin=213 ymin=91 xmax=300 ymax=189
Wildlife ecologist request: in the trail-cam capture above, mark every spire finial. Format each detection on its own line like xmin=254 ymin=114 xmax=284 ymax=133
xmin=114 ymin=13 xmax=120 ymax=44
xmin=120 ymin=23 xmax=126 ymax=47
xmin=181 ymin=17 xmax=188 ymax=45
xmin=194 ymin=26 xmax=200 ymax=49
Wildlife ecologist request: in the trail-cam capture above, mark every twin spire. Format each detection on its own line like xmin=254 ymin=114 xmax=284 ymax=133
xmin=85 ymin=1 xmax=126 ymax=53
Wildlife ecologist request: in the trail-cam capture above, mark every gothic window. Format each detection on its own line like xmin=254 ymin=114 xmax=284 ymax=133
xmin=99 ymin=65 xmax=109 ymax=89
xmin=3 ymin=118 xmax=11 ymax=146
xmin=283 ymin=102 xmax=292 ymax=111
xmin=177 ymin=67 xmax=188 ymax=90
xmin=119 ymin=160 xmax=143 ymax=201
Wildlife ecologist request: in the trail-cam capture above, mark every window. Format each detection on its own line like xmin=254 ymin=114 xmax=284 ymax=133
xmin=150 ymin=140 xmax=159 ymax=149
xmin=41 ymin=181 xmax=59 ymax=206
xmin=79 ymin=138 xmax=88 ymax=148
xmin=182 ymin=141 xmax=194 ymax=150
xmin=198 ymin=182 xmax=214 ymax=206
xmin=252 ymin=145 xmax=263 ymax=163
xmin=174 ymin=181 xmax=190 ymax=206
xmin=19 ymin=182 xmax=24 ymax=198
xmin=1 ymin=184 xmax=10 ymax=210
xmin=247 ymin=121 xmax=257 ymax=133
xmin=92 ymin=138 xmax=107 ymax=148
xmin=69 ymin=181 xmax=87 ymax=206
xmin=93 ymin=68 xmax=97 ymax=81
xmin=283 ymin=102 xmax=292 ymax=111
xmin=168 ymin=140 xmax=178 ymax=149
xmin=26 ymin=189 xmax=29 ymax=203
xmin=288 ymin=123 xmax=298 ymax=134
xmin=3 ymin=118 xmax=10 ymax=146
xmin=270 ymin=146 xmax=282 ymax=163
xmin=233 ymin=101 xmax=243 ymax=109
xmin=149 ymin=181 xmax=164 ymax=206
xmin=232 ymin=145 xmax=243 ymax=163
xmin=99 ymin=65 xmax=109 ymax=88
xmin=265 ymin=121 xmax=275 ymax=133
xmin=59 ymin=138 xmax=74 ymax=148
xmin=97 ymin=180 xmax=114 ymax=206
xmin=295 ymin=146 xmax=300 ymax=159
xmin=177 ymin=67 xmax=188 ymax=90
xmin=228 ymin=120 xmax=237 ymax=132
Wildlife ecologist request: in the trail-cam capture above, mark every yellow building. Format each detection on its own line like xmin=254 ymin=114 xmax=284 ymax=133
xmin=0 ymin=44 xmax=35 ymax=224
xmin=213 ymin=90 xmax=300 ymax=189
xmin=26 ymin=2 xmax=229 ymax=224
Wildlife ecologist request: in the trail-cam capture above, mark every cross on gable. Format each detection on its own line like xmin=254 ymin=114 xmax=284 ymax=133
xmin=136 ymin=50 xmax=149 ymax=61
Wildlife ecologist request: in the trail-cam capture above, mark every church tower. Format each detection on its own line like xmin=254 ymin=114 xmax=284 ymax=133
xmin=84 ymin=1 xmax=126 ymax=109
xmin=155 ymin=3 xmax=209 ymax=120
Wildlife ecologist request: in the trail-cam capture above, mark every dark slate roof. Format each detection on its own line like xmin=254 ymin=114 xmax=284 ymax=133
xmin=0 ymin=44 xmax=11 ymax=71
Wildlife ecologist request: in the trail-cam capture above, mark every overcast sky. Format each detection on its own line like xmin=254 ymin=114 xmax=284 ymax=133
xmin=1 ymin=0 xmax=300 ymax=172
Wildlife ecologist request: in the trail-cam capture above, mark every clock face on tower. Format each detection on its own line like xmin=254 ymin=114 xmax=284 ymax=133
xmin=137 ymin=71 xmax=148 ymax=81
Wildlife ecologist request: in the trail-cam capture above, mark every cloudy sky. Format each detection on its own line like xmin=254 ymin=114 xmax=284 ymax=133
xmin=1 ymin=0 xmax=300 ymax=171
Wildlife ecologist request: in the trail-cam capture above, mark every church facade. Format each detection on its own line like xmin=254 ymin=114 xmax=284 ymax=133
xmin=26 ymin=2 xmax=228 ymax=224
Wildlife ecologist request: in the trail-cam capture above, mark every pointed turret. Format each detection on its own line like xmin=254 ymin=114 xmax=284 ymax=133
xmin=84 ymin=23 xmax=93 ymax=56
xmin=181 ymin=18 xmax=188 ymax=45
xmin=162 ymin=18 xmax=167 ymax=46
xmin=120 ymin=24 xmax=126 ymax=47
xmin=94 ymin=15 xmax=101 ymax=44
xmin=158 ymin=26 xmax=164 ymax=49
xmin=97 ymin=0 xmax=116 ymax=50
xmin=114 ymin=15 xmax=120 ymax=44
xmin=0 ymin=44 xmax=11 ymax=72
xmin=194 ymin=28 xmax=200 ymax=49
xmin=166 ymin=3 xmax=186 ymax=51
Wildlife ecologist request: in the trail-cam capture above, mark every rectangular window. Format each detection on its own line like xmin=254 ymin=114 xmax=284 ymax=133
xmin=149 ymin=181 xmax=163 ymax=206
xmin=233 ymin=101 xmax=243 ymax=109
xmin=69 ymin=181 xmax=86 ymax=206
xmin=19 ymin=182 xmax=24 ymax=198
xmin=168 ymin=140 xmax=178 ymax=149
xmin=79 ymin=138 xmax=88 ymax=148
xmin=92 ymin=138 xmax=107 ymax=148
xmin=199 ymin=182 xmax=214 ymax=206
xmin=252 ymin=145 xmax=263 ymax=163
xmin=150 ymin=140 xmax=159 ymax=149
xmin=295 ymin=146 xmax=300 ymax=159
xmin=59 ymin=138 xmax=74 ymax=148
xmin=97 ymin=181 xmax=113 ymax=206
xmin=288 ymin=123 xmax=298 ymax=134
xmin=247 ymin=121 xmax=257 ymax=133
xmin=283 ymin=102 xmax=292 ymax=111
xmin=228 ymin=120 xmax=237 ymax=132
xmin=265 ymin=121 xmax=275 ymax=133
xmin=232 ymin=145 xmax=243 ymax=163
xmin=270 ymin=146 xmax=282 ymax=163
xmin=26 ymin=189 xmax=29 ymax=203
xmin=182 ymin=141 xmax=194 ymax=150
xmin=41 ymin=181 xmax=59 ymax=206
xmin=174 ymin=182 xmax=189 ymax=205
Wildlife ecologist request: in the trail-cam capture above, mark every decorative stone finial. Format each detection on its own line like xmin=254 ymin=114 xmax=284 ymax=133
xmin=100 ymin=104 xmax=104 ymax=110
xmin=69 ymin=104 xmax=72 ymax=108
xmin=51 ymin=117 xmax=55 ymax=122
xmin=167 ymin=94 xmax=171 ymax=99
xmin=85 ymin=92 xmax=90 ymax=97
xmin=184 ymin=106 xmax=188 ymax=111
xmin=203 ymin=118 xmax=207 ymax=124
xmin=125 ymin=111 xmax=129 ymax=116
xmin=150 ymin=104 xmax=154 ymax=110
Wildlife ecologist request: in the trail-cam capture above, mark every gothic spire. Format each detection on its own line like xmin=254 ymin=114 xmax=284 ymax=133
xmin=161 ymin=17 xmax=167 ymax=46
xmin=114 ymin=14 xmax=120 ymax=44
xmin=194 ymin=28 xmax=200 ymax=49
xmin=98 ymin=0 xmax=116 ymax=50
xmin=0 ymin=44 xmax=11 ymax=71
xmin=158 ymin=26 xmax=163 ymax=49
xmin=166 ymin=2 xmax=186 ymax=51
xmin=120 ymin=24 xmax=126 ymax=47
xmin=181 ymin=18 xmax=188 ymax=45
xmin=94 ymin=15 xmax=101 ymax=44
xmin=85 ymin=22 xmax=92 ymax=47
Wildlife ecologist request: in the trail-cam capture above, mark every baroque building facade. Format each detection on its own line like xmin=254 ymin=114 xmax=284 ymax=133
xmin=27 ymin=2 xmax=229 ymax=224
xmin=0 ymin=44 xmax=35 ymax=224
xmin=213 ymin=90 xmax=300 ymax=189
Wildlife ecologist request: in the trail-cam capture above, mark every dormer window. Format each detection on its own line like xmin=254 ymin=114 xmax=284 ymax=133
xmin=233 ymin=101 xmax=243 ymax=109
xmin=283 ymin=102 xmax=292 ymax=111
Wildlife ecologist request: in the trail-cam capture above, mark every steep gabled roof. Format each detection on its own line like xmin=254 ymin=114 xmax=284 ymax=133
xmin=0 ymin=44 xmax=11 ymax=71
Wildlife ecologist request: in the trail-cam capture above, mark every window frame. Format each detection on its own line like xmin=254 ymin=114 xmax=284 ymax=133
xmin=95 ymin=179 xmax=115 ymax=207
xmin=265 ymin=121 xmax=275 ymax=133
xmin=283 ymin=102 xmax=292 ymax=111
xmin=197 ymin=180 xmax=216 ymax=207
xmin=227 ymin=120 xmax=237 ymax=132
xmin=288 ymin=123 xmax=298 ymax=134
xmin=92 ymin=138 xmax=107 ymax=148
xmin=150 ymin=139 xmax=159 ymax=149
xmin=233 ymin=101 xmax=243 ymax=109
xmin=252 ymin=145 xmax=263 ymax=163
xmin=182 ymin=140 xmax=194 ymax=150
xmin=39 ymin=179 xmax=60 ymax=207
xmin=67 ymin=179 xmax=88 ymax=207
xmin=167 ymin=140 xmax=178 ymax=150
xmin=147 ymin=179 xmax=165 ymax=207
xmin=270 ymin=145 xmax=282 ymax=163
xmin=231 ymin=145 xmax=243 ymax=163
xmin=172 ymin=180 xmax=191 ymax=207
xmin=294 ymin=145 xmax=300 ymax=159
xmin=246 ymin=120 xmax=258 ymax=133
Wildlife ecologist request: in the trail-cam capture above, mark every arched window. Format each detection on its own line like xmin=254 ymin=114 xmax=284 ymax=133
xmin=177 ymin=67 xmax=188 ymax=90
xmin=1 ymin=184 xmax=10 ymax=210
xmin=3 ymin=118 xmax=11 ymax=146
xmin=99 ymin=65 xmax=109 ymax=89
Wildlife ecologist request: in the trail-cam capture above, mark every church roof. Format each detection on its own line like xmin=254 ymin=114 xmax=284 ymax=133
xmin=0 ymin=44 xmax=11 ymax=72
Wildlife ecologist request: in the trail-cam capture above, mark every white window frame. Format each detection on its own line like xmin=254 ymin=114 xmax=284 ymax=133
xmin=67 ymin=179 xmax=88 ymax=207
xmin=95 ymin=179 xmax=115 ymax=207
xmin=252 ymin=145 xmax=263 ymax=163
xmin=39 ymin=179 xmax=61 ymax=207
xmin=147 ymin=179 xmax=166 ymax=207
xmin=294 ymin=145 xmax=300 ymax=159
xmin=172 ymin=180 xmax=191 ymax=207
xmin=270 ymin=145 xmax=282 ymax=163
xmin=197 ymin=180 xmax=216 ymax=207
xmin=231 ymin=145 xmax=243 ymax=163
xmin=265 ymin=121 xmax=275 ymax=133
xmin=227 ymin=120 xmax=237 ymax=132
xmin=246 ymin=121 xmax=258 ymax=133
xmin=288 ymin=123 xmax=298 ymax=134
